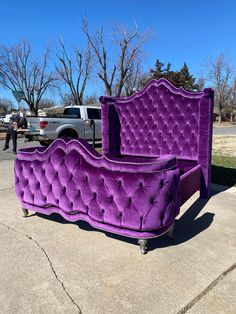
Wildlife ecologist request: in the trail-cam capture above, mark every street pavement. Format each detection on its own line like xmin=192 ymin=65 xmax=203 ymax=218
xmin=213 ymin=125 xmax=236 ymax=136
xmin=0 ymin=158 xmax=236 ymax=313
xmin=0 ymin=137 xmax=44 ymax=161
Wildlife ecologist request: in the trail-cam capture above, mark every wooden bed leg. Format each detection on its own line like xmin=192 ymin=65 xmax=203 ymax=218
xmin=138 ymin=239 xmax=148 ymax=254
xmin=22 ymin=208 xmax=29 ymax=218
xmin=166 ymin=223 xmax=175 ymax=239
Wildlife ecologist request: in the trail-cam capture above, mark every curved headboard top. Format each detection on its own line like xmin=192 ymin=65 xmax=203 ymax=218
xmin=100 ymin=78 xmax=211 ymax=104
xmin=100 ymin=78 xmax=214 ymax=162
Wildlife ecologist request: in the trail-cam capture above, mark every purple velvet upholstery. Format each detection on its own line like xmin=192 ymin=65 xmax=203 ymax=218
xmin=15 ymin=138 xmax=179 ymax=238
xmin=14 ymin=78 xmax=213 ymax=248
xmin=100 ymin=78 xmax=214 ymax=201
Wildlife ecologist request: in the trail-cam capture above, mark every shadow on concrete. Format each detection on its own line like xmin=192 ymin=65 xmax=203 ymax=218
xmin=35 ymin=187 xmax=226 ymax=252
xmin=212 ymin=165 xmax=236 ymax=187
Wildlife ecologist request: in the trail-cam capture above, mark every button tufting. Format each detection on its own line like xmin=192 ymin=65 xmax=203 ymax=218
xmin=150 ymin=197 xmax=155 ymax=205
xmin=14 ymin=80 xmax=202 ymax=236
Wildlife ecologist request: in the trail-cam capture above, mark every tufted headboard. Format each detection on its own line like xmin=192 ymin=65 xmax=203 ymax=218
xmin=100 ymin=79 xmax=214 ymax=197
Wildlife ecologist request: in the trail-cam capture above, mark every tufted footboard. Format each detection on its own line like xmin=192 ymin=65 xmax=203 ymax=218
xmin=15 ymin=138 xmax=180 ymax=253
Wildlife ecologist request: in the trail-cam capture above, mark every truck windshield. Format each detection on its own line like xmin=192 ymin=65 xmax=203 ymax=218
xmin=63 ymin=108 xmax=81 ymax=118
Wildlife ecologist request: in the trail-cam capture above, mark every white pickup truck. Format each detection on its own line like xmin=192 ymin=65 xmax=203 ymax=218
xmin=25 ymin=106 xmax=102 ymax=146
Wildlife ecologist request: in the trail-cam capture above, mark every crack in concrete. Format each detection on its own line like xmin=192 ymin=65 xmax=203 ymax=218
xmin=0 ymin=187 xmax=15 ymax=192
xmin=0 ymin=222 xmax=82 ymax=314
xmin=177 ymin=262 xmax=236 ymax=314
xmin=3 ymin=220 xmax=235 ymax=314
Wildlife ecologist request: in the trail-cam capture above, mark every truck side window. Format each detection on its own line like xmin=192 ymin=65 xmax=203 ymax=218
xmin=87 ymin=108 xmax=101 ymax=120
xmin=64 ymin=108 xmax=81 ymax=118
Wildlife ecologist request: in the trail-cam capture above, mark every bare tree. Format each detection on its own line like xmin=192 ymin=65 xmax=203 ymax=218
xmin=206 ymin=53 xmax=233 ymax=123
xmin=0 ymin=41 xmax=57 ymax=115
xmin=38 ymin=98 xmax=56 ymax=109
xmin=228 ymin=78 xmax=236 ymax=123
xmin=59 ymin=92 xmax=75 ymax=107
xmin=123 ymin=62 xmax=142 ymax=96
xmin=84 ymin=93 xmax=98 ymax=105
xmin=82 ymin=19 xmax=149 ymax=97
xmin=0 ymin=98 xmax=12 ymax=115
xmin=195 ymin=77 xmax=205 ymax=91
xmin=55 ymin=39 xmax=92 ymax=106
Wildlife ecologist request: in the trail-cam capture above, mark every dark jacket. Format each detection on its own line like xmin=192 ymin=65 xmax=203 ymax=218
xmin=18 ymin=116 xmax=28 ymax=129
xmin=7 ymin=115 xmax=21 ymax=134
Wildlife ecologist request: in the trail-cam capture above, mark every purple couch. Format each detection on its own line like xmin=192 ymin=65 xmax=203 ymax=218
xmin=14 ymin=79 xmax=213 ymax=254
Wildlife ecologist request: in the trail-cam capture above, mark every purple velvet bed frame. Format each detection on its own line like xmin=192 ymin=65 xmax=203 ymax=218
xmin=14 ymin=79 xmax=214 ymax=254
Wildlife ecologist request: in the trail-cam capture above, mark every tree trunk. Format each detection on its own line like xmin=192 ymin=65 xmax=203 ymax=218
xmin=33 ymin=107 xmax=38 ymax=117
xmin=105 ymin=85 xmax=112 ymax=96
xmin=230 ymin=111 xmax=234 ymax=124
xmin=218 ymin=105 xmax=223 ymax=123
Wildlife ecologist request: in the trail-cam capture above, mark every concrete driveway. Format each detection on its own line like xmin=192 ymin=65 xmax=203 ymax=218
xmin=0 ymin=159 xmax=236 ymax=314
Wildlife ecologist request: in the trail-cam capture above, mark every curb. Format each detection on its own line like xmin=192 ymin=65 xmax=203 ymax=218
xmin=213 ymin=124 xmax=236 ymax=128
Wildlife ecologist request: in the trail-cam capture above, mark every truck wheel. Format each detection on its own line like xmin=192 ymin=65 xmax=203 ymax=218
xmin=58 ymin=130 xmax=78 ymax=140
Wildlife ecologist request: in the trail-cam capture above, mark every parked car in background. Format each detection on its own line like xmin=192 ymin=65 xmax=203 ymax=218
xmin=24 ymin=105 xmax=102 ymax=146
xmin=0 ymin=116 xmax=6 ymax=123
xmin=2 ymin=114 xmax=12 ymax=124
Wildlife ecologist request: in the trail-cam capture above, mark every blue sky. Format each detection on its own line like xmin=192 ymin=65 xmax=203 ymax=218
xmin=0 ymin=0 xmax=236 ymax=107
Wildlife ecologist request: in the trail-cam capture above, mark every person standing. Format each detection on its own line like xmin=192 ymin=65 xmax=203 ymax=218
xmin=18 ymin=114 xmax=28 ymax=131
xmin=3 ymin=114 xmax=22 ymax=154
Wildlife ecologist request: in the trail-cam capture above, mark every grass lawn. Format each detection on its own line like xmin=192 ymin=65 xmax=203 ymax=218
xmin=212 ymin=155 xmax=236 ymax=187
xmin=96 ymin=147 xmax=102 ymax=154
